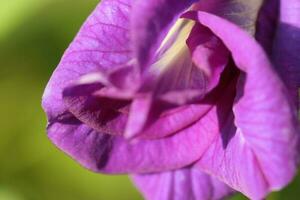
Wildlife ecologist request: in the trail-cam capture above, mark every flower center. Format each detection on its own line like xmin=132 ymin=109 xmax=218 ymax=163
xmin=151 ymin=19 xmax=195 ymax=73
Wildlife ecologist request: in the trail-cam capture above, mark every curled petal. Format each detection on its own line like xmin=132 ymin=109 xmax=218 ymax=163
xmin=256 ymin=0 xmax=300 ymax=106
xmin=63 ymin=64 xmax=236 ymax=140
xmin=135 ymin=64 xmax=237 ymax=139
xmin=144 ymin=22 xmax=229 ymax=105
xmin=125 ymin=22 xmax=230 ymax=139
xmin=42 ymin=0 xmax=132 ymax=121
xmin=62 ymin=79 xmax=129 ymax=136
xmin=47 ymin=109 xmax=219 ymax=173
xmin=49 ymin=66 xmax=238 ymax=173
xmin=255 ymin=0 xmax=279 ymax=54
xmin=186 ymin=23 xmax=229 ymax=95
xmin=124 ymin=95 xmax=153 ymax=138
xmin=273 ymin=0 xmax=300 ymax=105
xmin=62 ymin=77 xmax=209 ymax=139
xmin=61 ymin=72 xmax=212 ymax=139
xmin=131 ymin=0 xmax=197 ymax=68
xmin=184 ymin=11 xmax=299 ymax=199
xmin=132 ymin=167 xmax=234 ymax=200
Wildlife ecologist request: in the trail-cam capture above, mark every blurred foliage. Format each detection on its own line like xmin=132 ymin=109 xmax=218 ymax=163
xmin=0 ymin=0 xmax=299 ymax=199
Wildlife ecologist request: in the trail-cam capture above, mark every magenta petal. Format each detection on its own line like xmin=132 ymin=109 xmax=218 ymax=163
xmin=136 ymin=64 xmax=237 ymax=140
xmin=138 ymin=22 xmax=229 ymax=106
xmin=50 ymin=66 xmax=238 ymax=172
xmin=137 ymin=104 xmax=212 ymax=139
xmin=186 ymin=23 xmax=229 ymax=93
xmin=47 ymin=111 xmax=219 ymax=173
xmin=125 ymin=22 xmax=230 ymax=139
xmin=132 ymin=167 xmax=234 ymax=200
xmin=255 ymin=0 xmax=279 ymax=54
xmin=62 ymin=80 xmax=129 ymax=136
xmin=49 ymin=65 xmax=240 ymax=173
xmin=124 ymin=95 xmax=153 ymax=138
xmin=257 ymin=0 xmax=300 ymax=106
xmin=273 ymin=0 xmax=300 ymax=105
xmin=184 ymin=11 xmax=299 ymax=199
xmin=61 ymin=76 xmax=204 ymax=139
xmin=62 ymin=73 xmax=211 ymax=140
xmin=42 ymin=0 xmax=132 ymax=121
xmin=131 ymin=0 xmax=197 ymax=68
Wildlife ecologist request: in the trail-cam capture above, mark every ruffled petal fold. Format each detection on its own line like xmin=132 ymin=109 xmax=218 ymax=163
xmin=62 ymin=77 xmax=129 ymax=136
xmin=255 ymin=0 xmax=279 ymax=54
xmin=126 ymin=22 xmax=230 ymax=138
xmin=42 ymin=0 xmax=132 ymax=121
xmin=60 ymin=21 xmax=232 ymax=139
xmin=43 ymin=1 xmax=300 ymax=199
xmin=132 ymin=167 xmax=234 ymax=200
xmin=62 ymin=76 xmax=212 ymax=139
xmin=49 ymin=64 xmax=238 ymax=173
xmin=273 ymin=0 xmax=300 ymax=105
xmin=186 ymin=23 xmax=229 ymax=95
xmin=47 ymin=109 xmax=219 ymax=173
xmin=131 ymin=0 xmax=197 ymax=68
xmin=184 ymin=11 xmax=299 ymax=199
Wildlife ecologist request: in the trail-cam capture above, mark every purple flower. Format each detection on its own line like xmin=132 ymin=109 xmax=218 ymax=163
xmin=42 ymin=0 xmax=300 ymax=199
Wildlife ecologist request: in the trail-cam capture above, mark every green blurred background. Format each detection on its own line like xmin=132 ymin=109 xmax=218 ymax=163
xmin=0 ymin=0 xmax=299 ymax=199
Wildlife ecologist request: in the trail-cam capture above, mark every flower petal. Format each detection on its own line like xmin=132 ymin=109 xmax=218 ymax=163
xmin=47 ymin=109 xmax=218 ymax=173
xmin=61 ymin=72 xmax=209 ymax=139
xmin=255 ymin=0 xmax=279 ymax=54
xmin=42 ymin=0 xmax=132 ymax=121
xmin=131 ymin=0 xmax=197 ymax=68
xmin=63 ymin=28 xmax=231 ymax=139
xmin=143 ymin=21 xmax=229 ymax=105
xmin=273 ymin=0 xmax=300 ymax=105
xmin=48 ymin=55 xmax=238 ymax=174
xmin=123 ymin=22 xmax=230 ymax=139
xmin=184 ymin=11 xmax=299 ymax=199
xmin=124 ymin=95 xmax=153 ymax=138
xmin=62 ymin=63 xmax=237 ymax=140
xmin=132 ymin=167 xmax=234 ymax=200
xmin=186 ymin=23 xmax=229 ymax=96
xmin=194 ymin=0 xmax=264 ymax=34
xmin=62 ymin=79 xmax=129 ymax=136
xmin=135 ymin=64 xmax=237 ymax=139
